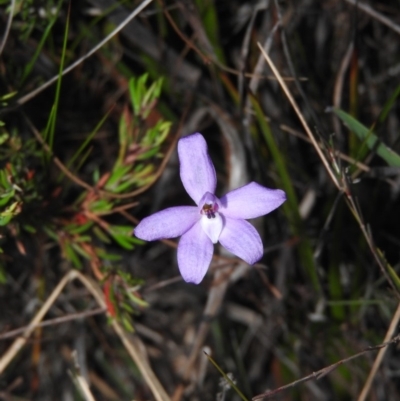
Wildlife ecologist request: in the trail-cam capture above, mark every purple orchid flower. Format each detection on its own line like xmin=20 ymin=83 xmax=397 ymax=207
xmin=134 ymin=133 xmax=286 ymax=284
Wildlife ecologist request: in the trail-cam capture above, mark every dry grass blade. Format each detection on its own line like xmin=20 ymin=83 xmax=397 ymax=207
xmin=257 ymin=40 xmax=400 ymax=299
xmin=0 ymin=270 xmax=171 ymax=401
xmin=70 ymin=350 xmax=97 ymax=401
xmin=0 ymin=308 xmax=105 ymax=340
xmin=333 ymin=41 xmax=354 ymax=140
xmin=0 ymin=271 xmax=76 ymax=374
xmin=172 ymin=269 xmax=230 ymax=401
xmin=0 ymin=0 xmax=16 ymax=56
xmin=344 ymin=0 xmax=400 ymax=36
xmin=256 ymin=42 xmax=341 ymax=190
xmin=357 ymin=302 xmax=400 ymax=401
xmin=252 ymin=333 xmax=400 ymax=400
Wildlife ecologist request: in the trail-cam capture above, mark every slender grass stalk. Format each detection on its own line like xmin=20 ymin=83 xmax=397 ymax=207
xmin=65 ymin=107 xmax=114 ymax=172
xmin=0 ymin=0 xmax=16 ymax=56
xmin=43 ymin=3 xmax=70 ymax=153
xmin=21 ymin=0 xmax=63 ymax=84
xmin=204 ymin=352 xmax=249 ymax=401
xmin=251 ymin=95 xmax=321 ymax=294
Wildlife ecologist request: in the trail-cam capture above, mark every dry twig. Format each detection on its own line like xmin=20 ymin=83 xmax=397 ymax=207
xmin=257 ymin=42 xmax=341 ymax=190
xmin=253 ymin=333 xmax=400 ymax=400
xmin=0 ymin=0 xmax=16 ymax=56
xmin=257 ymin=42 xmax=400 ymax=301
xmin=0 ymin=270 xmax=171 ymax=401
xmin=344 ymin=0 xmax=400 ymax=36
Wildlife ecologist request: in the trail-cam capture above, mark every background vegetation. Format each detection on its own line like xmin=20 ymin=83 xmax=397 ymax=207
xmin=1 ymin=0 xmax=400 ymax=400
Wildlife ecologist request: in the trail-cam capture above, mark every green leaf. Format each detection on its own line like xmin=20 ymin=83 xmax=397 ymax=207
xmin=66 ymin=110 xmax=112 ymax=172
xmin=43 ymin=2 xmax=69 ymax=152
xmin=43 ymin=226 xmax=59 ymax=241
xmin=333 ymin=109 xmax=400 ymax=167
xmin=67 ymin=221 xmax=94 ymax=235
xmin=136 ymin=147 xmax=159 ymax=161
xmin=111 ymin=234 xmax=135 ymax=250
xmin=0 ymin=201 xmax=19 ymax=226
xmin=74 ymin=235 xmax=92 ymax=243
xmin=0 ymin=170 xmax=12 ymax=189
xmin=105 ymin=165 xmax=132 ymax=190
xmin=0 ymin=189 xmax=15 ymax=206
xmin=93 ymin=226 xmax=111 ymax=243
xmin=0 ymin=91 xmax=17 ymax=102
xmin=23 ymin=224 xmax=37 ymax=233
xmin=0 ymin=214 xmax=12 ymax=226
xmin=0 ymin=132 xmax=9 ymax=145
xmin=71 ymin=243 xmax=91 ymax=260
xmin=128 ymin=74 xmax=165 ymax=119
xmin=142 ymin=119 xmax=170 ymax=147
xmin=21 ymin=2 xmax=61 ymax=84
xmin=113 ymin=178 xmax=138 ymax=193
xmin=95 ymin=248 xmax=121 ymax=261
xmin=379 ymin=84 xmax=400 ymax=123
xmin=378 ymin=248 xmax=400 ymax=293
xmin=0 ymin=262 xmax=6 ymax=284
xmin=109 ymin=225 xmax=136 ymax=250
xmin=121 ymin=315 xmax=134 ymax=332
xmin=121 ymin=302 xmax=134 ymax=314
xmin=126 ymin=290 xmax=148 ymax=308
xmin=194 ymin=0 xmax=225 ymax=63
xmin=64 ymin=243 xmax=82 ymax=268
xmin=129 ymin=73 xmax=148 ymax=116
xmin=89 ymin=199 xmax=113 ymax=213
xmin=93 ymin=168 xmax=100 ymax=184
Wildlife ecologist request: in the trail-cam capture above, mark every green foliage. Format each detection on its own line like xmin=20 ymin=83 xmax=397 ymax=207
xmin=58 ymin=73 xmax=170 ymax=269
xmin=129 ymin=73 xmax=163 ymax=119
xmin=104 ymin=271 xmax=148 ymax=332
xmin=0 ymin=100 xmax=43 ymax=276
xmin=1 ymin=72 xmax=171 ymax=301
xmin=7 ymin=0 xmax=61 ymax=43
xmin=0 ymin=170 xmax=15 ymax=207
xmin=109 ymin=74 xmax=171 ymax=191
xmin=334 ymin=109 xmax=400 ymax=167
xmin=0 ymin=133 xmax=43 ymax=225
xmin=43 ymin=1 xmax=68 ymax=152
xmin=0 ymin=202 xmax=20 ymax=226
xmin=109 ymin=225 xmax=141 ymax=250
xmin=20 ymin=0 xmax=62 ymax=85
xmin=194 ymin=0 xmax=225 ymax=63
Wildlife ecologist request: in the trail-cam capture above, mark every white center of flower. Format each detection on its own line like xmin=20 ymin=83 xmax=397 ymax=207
xmin=199 ymin=193 xmax=223 ymax=244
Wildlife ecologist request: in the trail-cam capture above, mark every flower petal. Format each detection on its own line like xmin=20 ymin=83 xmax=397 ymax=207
xmin=200 ymin=213 xmax=223 ymax=244
xmin=218 ymin=217 xmax=263 ymax=265
xmin=134 ymin=206 xmax=199 ymax=241
xmin=177 ymin=222 xmax=213 ymax=284
xmin=220 ymin=182 xmax=286 ymax=219
xmin=178 ymin=133 xmax=217 ymax=204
